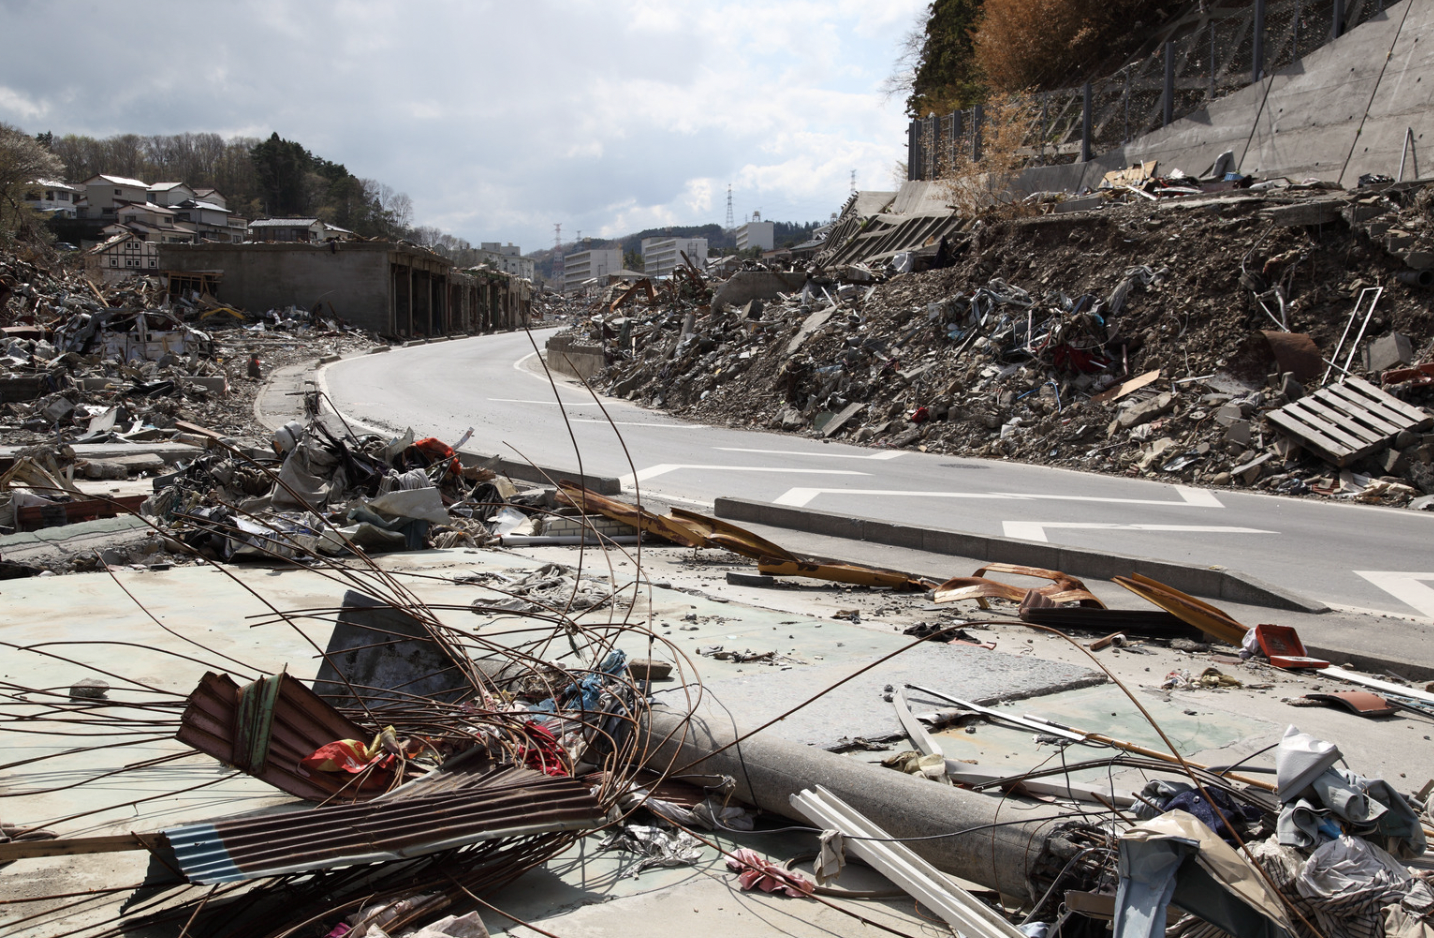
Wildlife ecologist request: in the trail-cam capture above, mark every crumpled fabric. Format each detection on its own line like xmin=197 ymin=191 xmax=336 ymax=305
xmin=726 ymin=848 xmax=814 ymax=897
xmin=815 ymin=829 xmax=846 ymax=886
xmin=1278 ymin=767 xmax=1426 ymax=858
xmin=599 ymin=824 xmax=702 ymax=871
xmin=1296 ymin=835 xmax=1430 ymax=938
xmin=1163 ymin=788 xmax=1263 ymax=845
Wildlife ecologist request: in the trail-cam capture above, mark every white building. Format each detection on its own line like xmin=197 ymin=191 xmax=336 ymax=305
xmin=78 ymin=174 xmax=150 ymax=221
xmin=85 ymin=231 xmax=159 ymax=282
xmin=562 ymin=247 xmax=622 ymax=293
xmin=148 ymin=182 xmax=197 ymax=206
xmin=24 ymin=179 xmax=80 ymax=218
xmin=735 ymin=221 xmax=774 ymax=252
xmin=476 ymin=242 xmax=534 ymax=280
xmin=642 ymin=237 xmax=707 ymax=280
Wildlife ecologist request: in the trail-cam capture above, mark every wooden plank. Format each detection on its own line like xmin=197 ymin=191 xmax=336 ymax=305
xmin=1296 ymin=396 xmax=1398 ymax=443
xmin=1267 ymin=410 xmax=1366 ymax=464
xmin=0 ymin=834 xmax=145 ymax=863
xmin=1276 ymin=402 xmax=1376 ymax=452
xmin=1344 ymin=377 xmax=1433 ymax=426
xmin=1325 ymin=381 xmax=1429 ymax=431
xmin=1091 ymin=369 xmax=1160 ymax=405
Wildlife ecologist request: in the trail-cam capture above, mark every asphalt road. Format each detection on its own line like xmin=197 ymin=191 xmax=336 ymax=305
xmin=324 ymin=329 xmax=1434 ymax=619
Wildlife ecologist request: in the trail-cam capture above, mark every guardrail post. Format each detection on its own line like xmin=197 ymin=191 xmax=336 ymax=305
xmin=1164 ymin=42 xmax=1176 ymax=126
xmin=1080 ymin=83 xmax=1093 ymax=162
xmin=972 ymin=104 xmax=984 ymax=163
xmin=1253 ymin=0 xmax=1266 ymax=82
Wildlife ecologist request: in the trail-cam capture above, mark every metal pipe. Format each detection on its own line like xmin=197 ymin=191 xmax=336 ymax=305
xmin=1253 ymin=0 xmax=1266 ymax=82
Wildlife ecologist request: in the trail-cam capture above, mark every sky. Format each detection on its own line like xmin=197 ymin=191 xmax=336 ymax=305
xmin=0 ymin=0 xmax=925 ymax=253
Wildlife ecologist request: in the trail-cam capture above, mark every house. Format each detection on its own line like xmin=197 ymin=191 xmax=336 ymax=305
xmin=192 ymin=188 xmax=227 ymax=209
xmin=148 ymin=182 xmax=197 ymax=207
xmin=248 ymin=217 xmax=324 ymax=242
xmin=320 ymin=222 xmax=356 ymax=242
xmin=85 ymin=231 xmax=159 ymax=282
xmin=78 ymin=174 xmax=149 ymax=221
xmin=561 ymin=248 xmax=622 ymax=293
xmin=105 ymin=202 xmax=198 ymax=244
xmin=172 ymin=199 xmax=242 ymax=243
xmin=641 ymin=237 xmax=707 ymax=279
xmin=23 ymin=179 xmax=80 ymax=218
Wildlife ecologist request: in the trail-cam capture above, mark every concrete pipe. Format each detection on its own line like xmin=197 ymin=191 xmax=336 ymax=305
xmin=1397 ymin=269 xmax=1434 ymax=288
xmin=642 ymin=706 xmax=1076 ymax=901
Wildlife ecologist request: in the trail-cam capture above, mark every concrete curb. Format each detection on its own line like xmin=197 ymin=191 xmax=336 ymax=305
xmin=308 ymin=357 xmax=622 ymax=495
xmin=713 ymin=497 xmax=1327 ymax=614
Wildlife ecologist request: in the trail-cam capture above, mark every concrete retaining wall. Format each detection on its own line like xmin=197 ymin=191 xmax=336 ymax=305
xmin=544 ymin=335 xmax=605 ymax=381
xmin=1018 ymin=0 xmax=1432 ymax=194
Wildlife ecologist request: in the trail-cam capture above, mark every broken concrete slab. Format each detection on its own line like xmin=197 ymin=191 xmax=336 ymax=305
xmin=1363 ymin=332 xmax=1414 ymax=372
xmin=712 ymin=272 xmax=809 ymax=310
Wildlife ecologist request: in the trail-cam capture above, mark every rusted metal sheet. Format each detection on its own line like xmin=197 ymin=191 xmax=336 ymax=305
xmin=1112 ymin=574 xmax=1246 ymax=646
xmin=164 ymin=774 xmax=605 ymax=883
xmin=757 ymin=558 xmax=938 ymax=591
xmin=1261 ymin=331 xmax=1323 ymax=381
xmin=176 ymin=671 xmax=383 ymax=803
xmin=1383 ymin=362 xmax=1434 ymax=388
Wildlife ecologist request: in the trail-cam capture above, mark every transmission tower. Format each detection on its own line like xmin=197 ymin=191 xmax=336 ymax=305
xmin=724 ymin=184 xmax=734 ymax=230
xmin=850 ymin=169 xmax=857 ymax=195
xmin=552 ymin=224 xmax=563 ymax=288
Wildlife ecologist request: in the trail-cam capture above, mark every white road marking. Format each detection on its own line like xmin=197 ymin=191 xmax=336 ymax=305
xmin=715 ymin=447 xmax=906 ymax=460
xmin=487 ymin=399 xmax=604 ymax=406
xmin=620 ymin=464 xmax=872 ymax=488
xmin=569 ymin=419 xmax=709 ymax=428
xmin=1354 ymin=571 xmax=1434 ymax=618
xmin=1002 ymin=522 xmax=1277 ymax=542
xmin=771 ymin=485 xmax=1226 ymax=509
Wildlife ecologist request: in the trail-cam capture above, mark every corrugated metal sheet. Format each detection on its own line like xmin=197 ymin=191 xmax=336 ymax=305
xmin=165 ymin=774 xmax=604 ymax=883
xmin=176 ymin=671 xmax=382 ymax=803
xmin=818 ymin=212 xmax=968 ymax=268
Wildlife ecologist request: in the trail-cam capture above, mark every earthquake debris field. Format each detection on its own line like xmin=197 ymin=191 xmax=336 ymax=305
xmin=566 ymin=181 xmax=1434 ymax=508
xmin=7 ymin=467 xmax=1434 ymax=938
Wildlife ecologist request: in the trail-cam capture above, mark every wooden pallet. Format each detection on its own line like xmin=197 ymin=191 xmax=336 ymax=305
xmin=1267 ymin=376 xmax=1432 ymax=466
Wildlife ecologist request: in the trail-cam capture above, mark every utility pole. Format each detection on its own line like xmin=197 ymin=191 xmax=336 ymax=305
xmin=552 ymin=223 xmax=563 ymax=291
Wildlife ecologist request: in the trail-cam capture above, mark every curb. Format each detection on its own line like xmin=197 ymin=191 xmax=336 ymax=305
xmin=713 ymin=497 xmax=1328 ymax=614
xmin=309 ymin=357 xmax=622 ymax=496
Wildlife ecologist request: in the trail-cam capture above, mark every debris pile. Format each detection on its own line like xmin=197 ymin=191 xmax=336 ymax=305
xmin=571 ymin=181 xmax=1434 ymax=506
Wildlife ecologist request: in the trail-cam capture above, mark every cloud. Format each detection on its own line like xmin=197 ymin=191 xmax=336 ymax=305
xmin=0 ymin=0 xmax=926 ymax=251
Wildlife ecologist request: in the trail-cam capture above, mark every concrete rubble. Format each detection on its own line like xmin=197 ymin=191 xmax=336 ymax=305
xmin=556 ymin=177 xmax=1434 ymax=509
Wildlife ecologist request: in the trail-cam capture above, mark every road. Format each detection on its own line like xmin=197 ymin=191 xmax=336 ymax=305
xmin=324 ymin=329 xmax=1434 ymax=619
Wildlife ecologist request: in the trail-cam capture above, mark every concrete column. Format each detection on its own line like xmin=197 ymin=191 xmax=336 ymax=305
xmin=906 ymin=121 xmax=918 ymax=181
xmin=407 ymin=266 xmax=414 ymax=336
xmin=1253 ymin=0 xmax=1266 ymax=83
xmin=1164 ymin=42 xmax=1175 ymax=126
xmin=1081 ymin=83 xmax=1093 ymax=162
xmin=643 ymin=708 xmax=1067 ymax=900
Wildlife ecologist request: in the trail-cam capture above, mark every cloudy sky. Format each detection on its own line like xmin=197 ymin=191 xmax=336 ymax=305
xmin=0 ymin=0 xmax=924 ymax=252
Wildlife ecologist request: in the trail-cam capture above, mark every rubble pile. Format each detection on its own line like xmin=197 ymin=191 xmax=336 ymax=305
xmin=576 ymin=181 xmax=1434 ymax=506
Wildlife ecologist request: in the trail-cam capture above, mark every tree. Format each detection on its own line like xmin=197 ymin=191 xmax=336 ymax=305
xmin=0 ymin=122 xmax=63 ymax=243
xmin=906 ymin=0 xmax=987 ymax=117
xmin=250 ymin=132 xmax=314 ymax=216
xmin=973 ymin=0 xmax=1165 ymax=93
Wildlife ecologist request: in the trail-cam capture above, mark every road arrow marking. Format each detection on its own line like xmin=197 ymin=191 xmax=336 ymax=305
xmin=1353 ymin=571 xmax=1434 ymax=618
xmin=1002 ymin=522 xmax=1276 ymax=542
xmin=771 ymin=485 xmax=1225 ymax=509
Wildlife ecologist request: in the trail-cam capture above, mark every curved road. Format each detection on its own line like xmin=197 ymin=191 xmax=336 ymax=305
xmin=324 ymin=330 xmax=1434 ymax=619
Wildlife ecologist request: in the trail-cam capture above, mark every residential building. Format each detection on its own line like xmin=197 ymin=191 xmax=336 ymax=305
xmin=148 ymin=182 xmax=197 ymax=206
xmin=85 ymin=231 xmax=159 ymax=282
xmin=248 ymin=217 xmax=325 ymax=242
xmin=735 ymin=221 xmax=774 ymax=252
xmin=104 ymin=201 xmax=198 ymax=244
xmin=23 ymin=179 xmax=80 ymax=218
xmin=78 ymin=174 xmax=149 ymax=221
xmin=641 ymin=237 xmax=707 ymax=279
xmin=192 ymin=188 xmax=227 ymax=209
xmin=160 ymin=241 xmax=531 ymax=335
xmin=475 ymin=242 xmax=534 ymax=280
xmin=562 ymin=247 xmax=622 ymax=293
xmin=322 ymin=222 xmax=356 ymax=242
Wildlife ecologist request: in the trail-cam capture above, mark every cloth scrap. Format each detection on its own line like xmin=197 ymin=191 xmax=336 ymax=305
xmin=726 ymin=848 xmax=814 ymax=897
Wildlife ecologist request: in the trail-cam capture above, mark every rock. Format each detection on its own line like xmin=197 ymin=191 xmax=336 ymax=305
xmin=1363 ymin=333 xmax=1414 ymax=373
xmin=1277 ymin=373 xmax=1304 ymax=401
xmin=1224 ymin=419 xmax=1251 ymax=446
xmin=1170 ymin=639 xmax=1210 ymax=653
xmin=1395 ymin=429 xmax=1420 ymax=450
xmin=1232 ymin=452 xmax=1273 ymax=484
xmin=1210 ymin=472 xmax=1233 ymax=486
xmin=1117 ymin=392 xmax=1176 ymax=430
xmin=1215 ymin=402 xmax=1245 ymax=426
xmin=893 ymin=427 xmax=924 ymax=448
xmin=1411 ymin=494 xmax=1434 ymax=511
xmin=1410 ymin=461 xmax=1434 ymax=495
xmin=1375 ymin=447 xmax=1409 ymax=476
xmin=70 ymin=678 xmax=109 ymax=699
